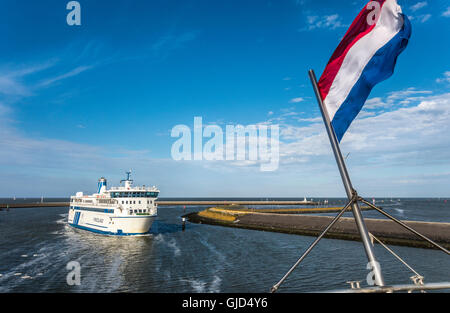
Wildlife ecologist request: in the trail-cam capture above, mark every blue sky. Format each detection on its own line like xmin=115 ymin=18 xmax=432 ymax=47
xmin=1 ymin=0 xmax=450 ymax=197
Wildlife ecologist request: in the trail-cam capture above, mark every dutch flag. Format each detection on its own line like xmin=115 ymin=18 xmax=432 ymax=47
xmin=318 ymin=0 xmax=411 ymax=142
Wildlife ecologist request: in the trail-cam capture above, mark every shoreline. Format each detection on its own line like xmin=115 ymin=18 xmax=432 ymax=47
xmin=186 ymin=207 xmax=450 ymax=250
xmin=0 ymin=200 xmax=319 ymax=209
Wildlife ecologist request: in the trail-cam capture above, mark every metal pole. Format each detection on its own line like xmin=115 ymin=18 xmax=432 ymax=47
xmin=360 ymin=198 xmax=450 ymax=255
xmin=308 ymin=69 xmax=385 ymax=287
xmin=369 ymin=233 xmax=422 ymax=277
xmin=271 ymin=198 xmax=354 ymax=293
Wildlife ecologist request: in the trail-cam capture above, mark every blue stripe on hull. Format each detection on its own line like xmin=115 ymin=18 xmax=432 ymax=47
xmin=72 ymin=206 xmax=114 ymax=213
xmin=331 ymin=14 xmax=412 ymax=142
xmin=73 ymin=212 xmax=81 ymax=225
xmin=69 ymin=223 xmax=151 ymax=236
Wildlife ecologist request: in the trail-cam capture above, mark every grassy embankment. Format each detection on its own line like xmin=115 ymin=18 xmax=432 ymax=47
xmin=195 ymin=205 xmax=371 ymax=223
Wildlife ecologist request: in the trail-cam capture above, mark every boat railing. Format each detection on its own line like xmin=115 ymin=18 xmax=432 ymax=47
xmin=109 ymin=186 xmax=158 ymax=191
xmin=69 ymin=198 xmax=118 ymax=206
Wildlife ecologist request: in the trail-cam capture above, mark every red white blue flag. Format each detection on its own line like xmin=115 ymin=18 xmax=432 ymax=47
xmin=318 ymin=0 xmax=411 ymax=142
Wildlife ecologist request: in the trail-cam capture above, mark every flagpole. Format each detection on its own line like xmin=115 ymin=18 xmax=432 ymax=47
xmin=308 ymin=69 xmax=385 ymax=287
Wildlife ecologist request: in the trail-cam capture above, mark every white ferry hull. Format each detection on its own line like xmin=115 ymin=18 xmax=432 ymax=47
xmin=68 ymin=209 xmax=155 ymax=236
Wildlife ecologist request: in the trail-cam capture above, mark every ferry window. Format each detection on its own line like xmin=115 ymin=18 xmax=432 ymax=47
xmin=147 ymin=200 xmax=149 ymax=204
xmin=126 ymin=201 xmax=128 ymax=204
xmin=122 ymin=201 xmax=124 ymax=204
xmin=139 ymin=201 xmax=141 ymax=204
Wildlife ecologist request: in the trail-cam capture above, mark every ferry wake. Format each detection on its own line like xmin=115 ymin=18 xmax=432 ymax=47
xmin=68 ymin=171 xmax=160 ymax=236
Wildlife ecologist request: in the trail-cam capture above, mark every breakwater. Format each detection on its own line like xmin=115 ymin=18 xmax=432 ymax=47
xmin=0 ymin=200 xmax=318 ymax=209
xmin=0 ymin=202 xmax=68 ymax=209
xmin=186 ymin=207 xmax=450 ymax=250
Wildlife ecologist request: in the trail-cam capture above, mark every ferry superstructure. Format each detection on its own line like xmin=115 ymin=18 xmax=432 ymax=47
xmin=68 ymin=172 xmax=159 ymax=236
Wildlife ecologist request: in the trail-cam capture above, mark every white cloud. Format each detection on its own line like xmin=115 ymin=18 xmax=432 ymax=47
xmin=296 ymin=116 xmax=322 ymax=122
xmin=151 ymin=31 xmax=199 ymax=59
xmin=0 ymin=76 xmax=30 ymax=97
xmin=289 ymin=97 xmax=304 ymax=103
xmin=364 ymin=88 xmax=432 ymax=110
xmin=0 ymin=62 xmax=55 ymax=96
xmin=419 ymin=14 xmax=431 ymax=23
xmin=409 ymin=13 xmax=432 ymax=23
xmin=436 ymin=71 xmax=450 ymax=84
xmin=37 ymin=65 xmax=92 ymax=87
xmin=266 ymin=91 xmax=450 ymax=177
xmin=220 ymin=90 xmax=447 ymax=195
xmin=300 ymin=14 xmax=346 ymax=31
xmin=442 ymin=7 xmax=450 ymax=17
xmin=410 ymin=2 xmax=427 ymax=12
xmin=407 ymin=2 xmax=431 ymax=23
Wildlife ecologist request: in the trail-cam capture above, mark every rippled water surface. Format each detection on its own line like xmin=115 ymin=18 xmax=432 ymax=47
xmin=0 ymin=198 xmax=449 ymax=292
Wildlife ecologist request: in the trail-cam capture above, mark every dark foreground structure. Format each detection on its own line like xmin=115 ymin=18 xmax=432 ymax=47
xmin=186 ymin=209 xmax=450 ymax=250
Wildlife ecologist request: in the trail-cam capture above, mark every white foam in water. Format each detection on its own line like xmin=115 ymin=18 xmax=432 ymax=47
xmin=181 ymin=278 xmax=207 ymax=293
xmin=209 ymin=275 xmax=222 ymax=293
xmin=198 ymin=237 xmax=226 ymax=263
xmin=394 ymin=208 xmax=405 ymax=216
xmin=167 ymin=239 xmax=181 ymax=257
xmin=0 ymin=240 xmax=70 ymax=292
xmin=181 ymin=275 xmax=222 ymax=293
xmin=155 ymin=234 xmax=181 ymax=257
xmin=55 ymin=213 xmax=68 ymax=226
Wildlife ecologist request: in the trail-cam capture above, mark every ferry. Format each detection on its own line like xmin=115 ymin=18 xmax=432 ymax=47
xmin=68 ymin=171 xmax=159 ymax=236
